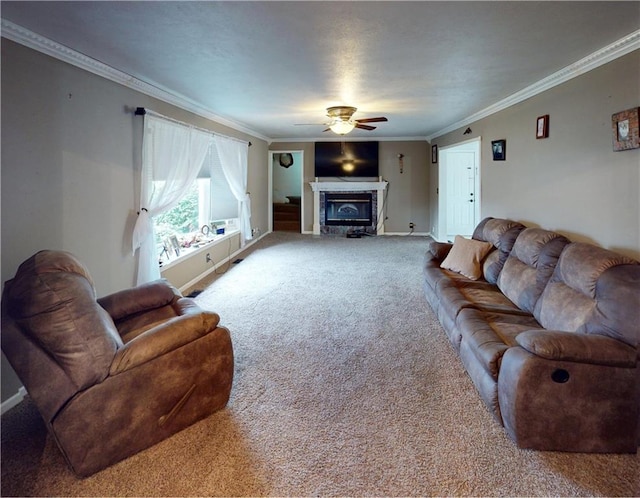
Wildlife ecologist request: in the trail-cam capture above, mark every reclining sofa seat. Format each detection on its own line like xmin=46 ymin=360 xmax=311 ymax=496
xmin=423 ymin=217 xmax=526 ymax=348
xmin=1 ymin=250 xmax=234 ymax=477
xmin=423 ymin=218 xmax=639 ymax=453
xmin=456 ymin=228 xmax=571 ymax=421
xmin=499 ymin=242 xmax=639 ymax=452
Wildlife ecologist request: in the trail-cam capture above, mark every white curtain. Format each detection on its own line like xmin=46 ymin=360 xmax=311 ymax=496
xmin=132 ymin=115 xmax=212 ymax=284
xmin=213 ymin=135 xmax=252 ymax=247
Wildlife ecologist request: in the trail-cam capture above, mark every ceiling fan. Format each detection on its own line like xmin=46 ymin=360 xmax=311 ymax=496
xmin=296 ymin=106 xmax=388 ymax=135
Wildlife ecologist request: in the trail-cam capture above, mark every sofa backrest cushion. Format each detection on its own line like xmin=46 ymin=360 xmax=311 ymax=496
xmin=534 ymin=243 xmax=640 ymax=346
xmin=6 ymin=250 xmax=123 ymax=390
xmin=472 ymin=217 xmax=526 ymax=284
xmin=497 ymin=228 xmax=570 ymax=313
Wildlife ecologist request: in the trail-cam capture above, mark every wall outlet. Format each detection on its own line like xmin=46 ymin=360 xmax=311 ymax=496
xmin=409 ymin=222 xmax=415 ymax=229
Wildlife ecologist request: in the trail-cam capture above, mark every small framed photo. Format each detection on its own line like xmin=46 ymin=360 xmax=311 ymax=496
xmin=169 ymin=235 xmax=181 ymax=257
xmin=612 ymin=107 xmax=639 ymax=151
xmin=491 ymin=139 xmax=506 ymax=161
xmin=536 ymin=115 xmax=549 ymax=139
xmin=431 ymin=144 xmax=438 ymax=164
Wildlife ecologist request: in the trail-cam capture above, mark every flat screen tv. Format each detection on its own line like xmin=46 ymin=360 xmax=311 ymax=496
xmin=314 ymin=141 xmax=379 ymax=177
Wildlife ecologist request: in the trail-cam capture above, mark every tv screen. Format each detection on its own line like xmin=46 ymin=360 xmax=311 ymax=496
xmin=314 ymin=142 xmax=379 ymax=177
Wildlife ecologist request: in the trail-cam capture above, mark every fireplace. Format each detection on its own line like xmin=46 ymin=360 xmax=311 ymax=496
xmin=309 ymin=180 xmax=389 ymax=235
xmin=324 ymin=193 xmax=373 ymax=226
xmin=319 ymin=190 xmax=378 ymax=234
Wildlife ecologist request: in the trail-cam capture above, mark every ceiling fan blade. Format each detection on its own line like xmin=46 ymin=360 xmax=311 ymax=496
xmin=355 ymin=117 xmax=388 ymax=124
xmin=322 ymin=128 xmax=331 ymax=132
xmin=355 ymin=123 xmax=376 ymax=131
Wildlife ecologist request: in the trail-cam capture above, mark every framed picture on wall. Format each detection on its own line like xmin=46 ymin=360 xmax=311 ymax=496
xmin=431 ymin=144 xmax=438 ymax=164
xmin=536 ymin=115 xmax=549 ymax=139
xmin=612 ymin=107 xmax=639 ymax=151
xmin=491 ymin=139 xmax=506 ymax=161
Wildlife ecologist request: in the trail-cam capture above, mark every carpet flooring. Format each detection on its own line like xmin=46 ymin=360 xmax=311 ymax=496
xmin=1 ymin=232 xmax=638 ymax=496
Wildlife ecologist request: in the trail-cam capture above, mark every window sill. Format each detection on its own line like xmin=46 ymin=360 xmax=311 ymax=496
xmin=159 ymin=228 xmax=240 ymax=271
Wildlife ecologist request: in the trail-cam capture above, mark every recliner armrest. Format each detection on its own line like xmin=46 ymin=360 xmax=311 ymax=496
xmin=109 ymin=311 xmax=221 ymax=374
xmin=98 ymin=279 xmax=181 ymax=321
xmin=516 ymin=330 xmax=636 ymax=368
xmin=172 ymin=297 xmax=207 ymax=316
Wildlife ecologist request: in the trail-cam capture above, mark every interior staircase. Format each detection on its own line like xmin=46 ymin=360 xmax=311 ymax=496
xmin=273 ymin=202 xmax=301 ymax=232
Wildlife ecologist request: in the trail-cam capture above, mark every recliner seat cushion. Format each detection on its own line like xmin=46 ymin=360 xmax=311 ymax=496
xmin=458 ymin=308 xmax=542 ymax=379
xmin=437 ymin=278 xmax=526 ymax=314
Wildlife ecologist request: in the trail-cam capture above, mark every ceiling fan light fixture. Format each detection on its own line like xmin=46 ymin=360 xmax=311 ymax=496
xmin=329 ymin=119 xmax=356 ymax=135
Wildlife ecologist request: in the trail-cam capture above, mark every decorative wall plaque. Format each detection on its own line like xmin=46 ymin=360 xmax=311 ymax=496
xmin=536 ymin=115 xmax=549 ymax=139
xmin=612 ymin=107 xmax=639 ymax=151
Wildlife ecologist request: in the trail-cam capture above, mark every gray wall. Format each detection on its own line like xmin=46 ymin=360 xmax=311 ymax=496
xmin=269 ymin=141 xmax=431 ymax=234
xmin=431 ymin=50 xmax=640 ymax=260
xmin=1 ymin=40 xmax=269 ymax=402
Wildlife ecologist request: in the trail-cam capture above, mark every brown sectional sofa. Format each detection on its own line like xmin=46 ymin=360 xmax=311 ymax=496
xmin=423 ymin=217 xmax=639 ymax=453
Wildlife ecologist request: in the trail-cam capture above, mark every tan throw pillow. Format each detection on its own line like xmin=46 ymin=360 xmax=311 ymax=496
xmin=440 ymin=235 xmax=493 ymax=280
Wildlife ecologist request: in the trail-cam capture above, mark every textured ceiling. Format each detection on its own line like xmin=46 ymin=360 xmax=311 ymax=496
xmin=2 ymin=1 xmax=639 ymax=141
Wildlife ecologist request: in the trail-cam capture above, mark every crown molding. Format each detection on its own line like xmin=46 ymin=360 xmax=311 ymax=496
xmin=3 ymin=19 xmax=636 ymax=145
xmin=426 ymin=29 xmax=640 ymax=142
xmin=270 ymin=136 xmax=428 ymax=143
xmin=1 ymin=19 xmax=270 ymax=142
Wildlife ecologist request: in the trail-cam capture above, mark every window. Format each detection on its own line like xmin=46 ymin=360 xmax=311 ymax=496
xmin=154 ymin=147 xmax=238 ymax=265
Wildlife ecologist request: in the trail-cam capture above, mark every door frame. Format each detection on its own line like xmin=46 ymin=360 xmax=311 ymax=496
xmin=437 ymin=137 xmax=481 ymax=241
xmin=268 ymin=149 xmax=305 ymax=233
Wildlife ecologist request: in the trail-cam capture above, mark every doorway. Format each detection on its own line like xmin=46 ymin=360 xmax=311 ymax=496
xmin=437 ymin=138 xmax=481 ymax=241
xmin=268 ymin=150 xmax=304 ymax=233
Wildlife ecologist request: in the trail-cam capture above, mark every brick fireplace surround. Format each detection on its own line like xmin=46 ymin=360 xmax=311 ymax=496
xmin=309 ymin=180 xmax=389 ymax=235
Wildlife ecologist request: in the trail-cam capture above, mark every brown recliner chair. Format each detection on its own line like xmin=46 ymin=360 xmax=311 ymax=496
xmin=1 ymin=250 xmax=234 ymax=477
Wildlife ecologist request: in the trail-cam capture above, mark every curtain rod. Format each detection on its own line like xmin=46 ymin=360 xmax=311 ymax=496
xmin=135 ymin=107 xmax=251 ymax=146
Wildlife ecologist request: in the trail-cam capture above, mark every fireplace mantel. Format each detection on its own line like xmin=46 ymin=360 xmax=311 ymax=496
xmin=309 ymin=180 xmax=389 ymax=235
xmin=309 ymin=180 xmax=388 ymax=192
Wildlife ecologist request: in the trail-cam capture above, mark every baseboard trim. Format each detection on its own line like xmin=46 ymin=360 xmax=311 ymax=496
xmin=300 ymin=230 xmax=430 ymax=237
xmin=384 ymin=231 xmax=430 ymax=237
xmin=178 ymin=231 xmax=269 ymax=293
xmin=1 ymin=386 xmax=27 ymax=415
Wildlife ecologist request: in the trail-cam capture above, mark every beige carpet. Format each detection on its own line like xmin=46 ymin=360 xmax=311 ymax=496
xmin=2 ymin=232 xmax=638 ymax=496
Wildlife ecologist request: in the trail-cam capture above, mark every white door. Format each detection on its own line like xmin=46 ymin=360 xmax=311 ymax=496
xmin=446 ymin=151 xmax=476 ymax=237
xmin=438 ymin=138 xmax=480 ymax=241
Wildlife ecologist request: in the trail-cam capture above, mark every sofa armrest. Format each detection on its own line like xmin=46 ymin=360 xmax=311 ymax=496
xmin=98 ymin=279 xmax=181 ymax=321
xmin=109 ymin=311 xmax=221 ymax=374
xmin=428 ymin=241 xmax=453 ymax=262
xmin=516 ymin=330 xmax=636 ymax=368
xmin=498 ymin=345 xmax=638 ymax=452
